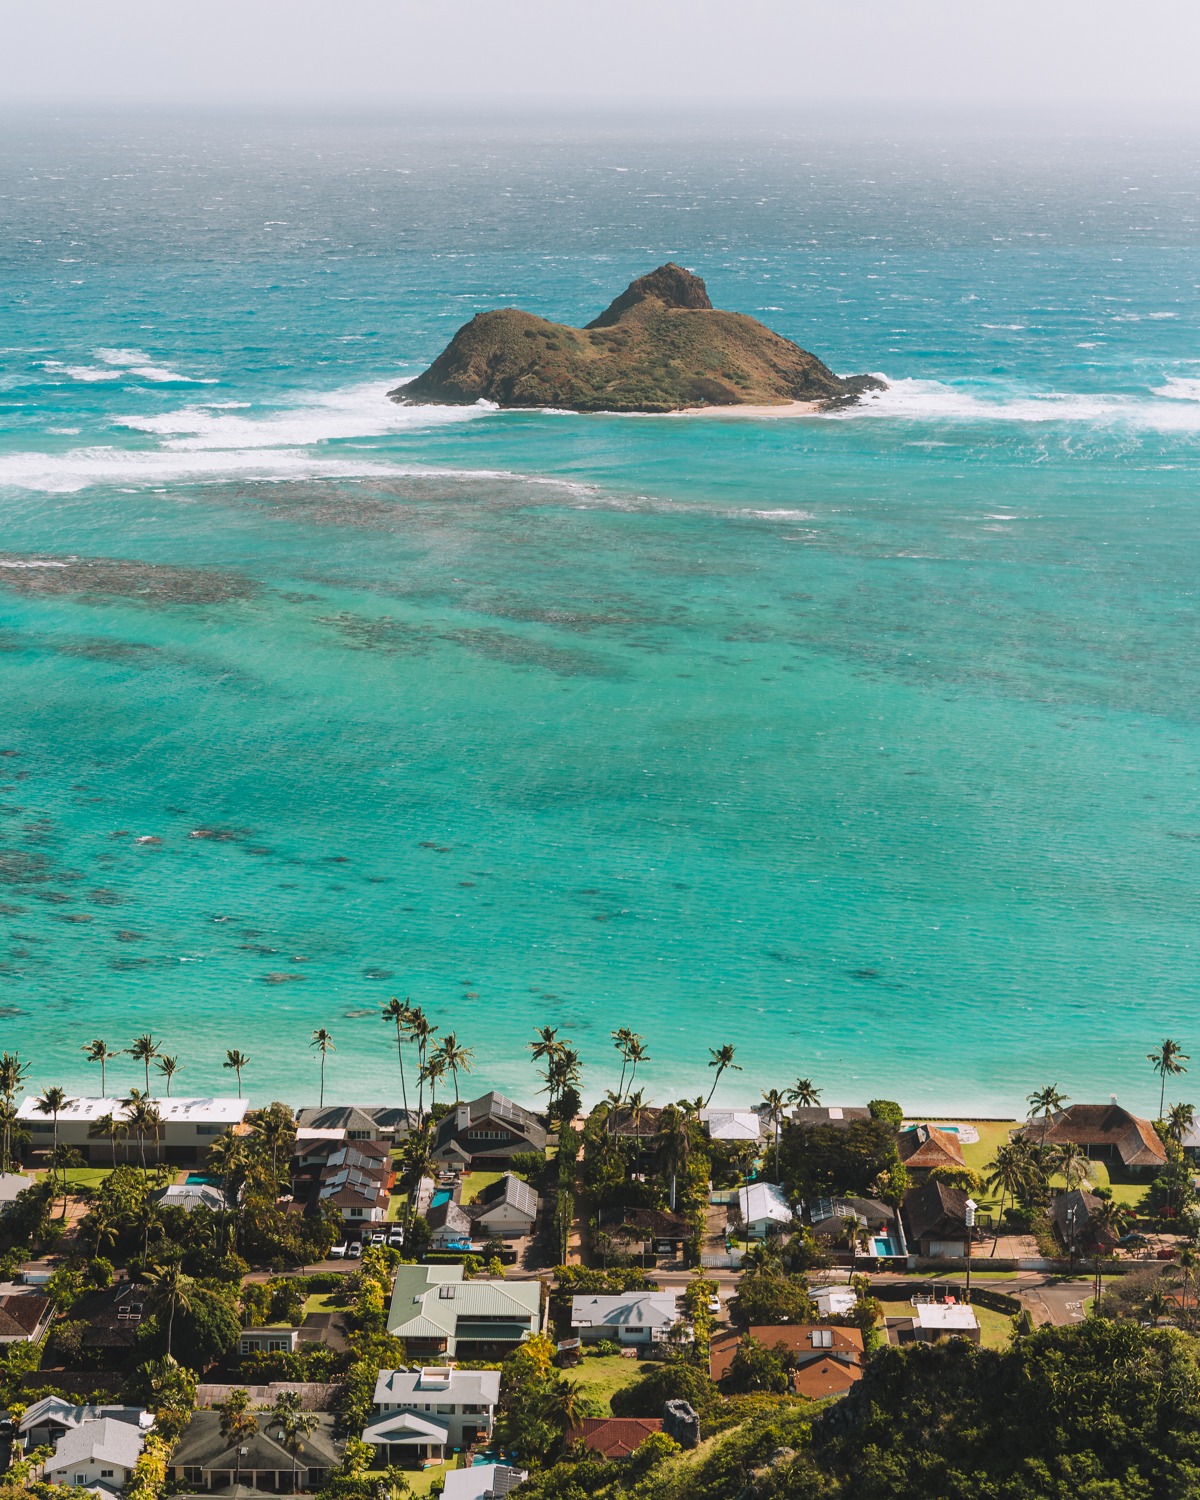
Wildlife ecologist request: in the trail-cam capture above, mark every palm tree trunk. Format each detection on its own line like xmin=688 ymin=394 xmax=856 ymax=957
xmin=167 ymin=1298 xmax=175 ymax=1357
xmin=100 ymin=1058 xmax=106 ymax=1096
xmin=705 ymin=1068 xmax=723 ymax=1108
xmin=320 ymin=1053 xmax=325 ymax=1108
xmin=452 ymin=1066 xmax=460 ymax=1103
xmin=990 ymin=1187 xmax=1005 ymax=1256
xmin=1161 ymin=1071 xmax=1167 ymax=1121
xmin=396 ymin=1028 xmax=409 ymax=1120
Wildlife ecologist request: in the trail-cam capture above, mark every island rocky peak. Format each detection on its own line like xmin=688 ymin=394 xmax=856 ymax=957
xmin=390 ymin=263 xmax=884 ymax=414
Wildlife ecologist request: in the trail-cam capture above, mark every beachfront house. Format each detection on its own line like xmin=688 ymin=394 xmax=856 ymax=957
xmin=895 ymin=1123 xmax=966 ymax=1179
xmin=386 ymin=1264 xmax=544 ymax=1358
xmin=293 ymin=1139 xmax=392 ymax=1225
xmin=807 ymin=1196 xmax=899 ymax=1255
xmin=1019 ymin=1101 xmax=1167 ymax=1173
xmin=902 ymin=1181 xmax=971 ymax=1258
xmin=699 ymin=1109 xmax=761 ymax=1142
xmin=364 ymin=1366 xmax=501 ymax=1466
xmin=431 ymin=1092 xmax=548 ymax=1170
xmin=169 ymin=1411 xmax=341 ymax=1492
xmin=43 ymin=1415 xmax=147 ymax=1494
xmin=16 ymin=1095 xmax=249 ymax=1166
xmin=295 ymin=1104 xmax=415 ymax=1144
xmin=789 ymin=1106 xmax=871 ymax=1129
xmin=570 ymin=1290 xmax=683 ymax=1346
xmin=737 ymin=1181 xmax=793 ymax=1239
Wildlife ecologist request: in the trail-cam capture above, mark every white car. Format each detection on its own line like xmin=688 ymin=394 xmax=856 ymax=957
xmin=708 ymin=1295 xmax=721 ymax=1316
xmin=329 ymin=1242 xmax=348 ymax=1259
xmin=347 ymin=1240 xmax=363 ymax=1258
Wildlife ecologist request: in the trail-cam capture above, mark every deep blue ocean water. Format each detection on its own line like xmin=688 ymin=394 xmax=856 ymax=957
xmin=3 ymin=110 xmax=1200 ymax=1114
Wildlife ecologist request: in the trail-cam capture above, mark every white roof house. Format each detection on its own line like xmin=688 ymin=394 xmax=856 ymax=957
xmin=373 ymin=1365 xmax=501 ymax=1409
xmin=17 ymin=1096 xmax=249 ymax=1165
xmin=699 ymin=1109 xmax=761 ymax=1142
xmin=156 ymin=1183 xmax=230 ymax=1213
xmin=367 ymin=1366 xmax=501 ymax=1455
xmin=913 ymin=1303 xmax=979 ymax=1334
xmin=738 ymin=1182 xmax=792 ymax=1237
xmin=0 ymin=1172 xmax=34 ymax=1207
xmin=812 ymin=1287 xmax=858 ymax=1318
xmin=43 ymin=1415 xmax=147 ymax=1491
xmin=16 ymin=1096 xmax=248 ymax=1127
xmin=570 ymin=1291 xmax=682 ymax=1344
xmin=442 ymin=1463 xmax=528 ymax=1500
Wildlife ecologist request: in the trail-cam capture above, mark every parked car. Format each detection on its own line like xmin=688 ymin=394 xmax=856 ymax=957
xmin=329 ymin=1242 xmax=348 ymax=1259
xmin=347 ymin=1240 xmax=363 ymax=1258
xmin=367 ymin=1228 xmax=388 ymax=1244
xmin=387 ymin=1228 xmax=405 ymax=1247
xmin=708 ymin=1294 xmax=721 ymax=1315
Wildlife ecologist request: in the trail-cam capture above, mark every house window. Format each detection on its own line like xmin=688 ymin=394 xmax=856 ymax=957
xmin=196 ymin=1124 xmax=225 ymax=1136
xmin=101 ymin=1471 xmax=115 ymax=1479
xmin=350 ymin=1208 xmax=363 ymax=1218
xmin=349 ymin=1130 xmax=371 ymax=1139
xmin=183 ymin=1468 xmax=203 ymax=1484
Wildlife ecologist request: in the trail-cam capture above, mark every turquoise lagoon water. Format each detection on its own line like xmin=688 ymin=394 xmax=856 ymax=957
xmin=3 ymin=111 xmax=1200 ymax=1115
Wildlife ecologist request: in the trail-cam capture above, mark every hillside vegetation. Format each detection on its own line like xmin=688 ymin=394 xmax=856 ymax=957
xmin=392 ymin=263 xmax=883 ymax=413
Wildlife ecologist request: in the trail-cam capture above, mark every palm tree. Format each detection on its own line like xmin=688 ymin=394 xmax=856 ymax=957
xmin=217 ymin=1389 xmax=257 ymax=1486
xmin=655 ymin=1103 xmax=694 ymax=1212
xmin=408 ymin=1010 xmax=434 ymax=1123
xmin=381 ymin=998 xmax=414 ymax=1121
xmin=270 ymin=1391 xmax=318 ymax=1491
xmin=128 ymin=1034 xmax=160 ymax=1094
xmin=0 ymin=1052 xmax=30 ymax=1173
xmin=0 ymin=1100 xmax=21 ymax=1179
xmin=82 ymin=1039 xmax=117 ymax=1097
xmin=223 ymin=1049 xmax=250 ymax=1099
xmin=1167 ymin=1101 xmax=1196 ymax=1148
xmin=399 ymin=1128 xmax=434 ymax=1233
xmin=786 ymin=1078 xmax=821 ymax=1108
xmin=984 ymin=1141 xmax=1031 ymax=1255
xmin=88 ymin=1111 xmax=127 ymax=1168
xmin=761 ymin=1088 xmax=787 ymax=1180
xmin=146 ymin=1261 xmax=195 ymax=1358
xmin=626 ymin=1037 xmax=649 ymax=1095
xmin=1053 ymin=1141 xmax=1094 ymax=1194
xmin=1148 ymin=1040 xmax=1190 ymax=1121
xmin=34 ymin=1086 xmax=69 ymax=1209
xmin=155 ymin=1055 xmax=180 ymax=1097
xmin=545 ymin=1377 xmax=588 ymax=1437
xmin=544 ymin=1046 xmax=582 ymax=1121
xmin=419 ymin=1054 xmax=447 ymax=1119
xmin=1179 ymin=1246 xmax=1198 ymax=1327
xmin=310 ymin=1029 xmax=335 ymax=1107
xmin=610 ymin=1028 xmax=636 ymax=1101
xmin=434 ymin=1033 xmax=474 ymax=1103
xmin=705 ymin=1044 xmax=740 ymax=1106
xmin=1026 ymin=1083 xmax=1069 ymax=1166
xmin=1143 ymin=1286 xmax=1172 ymax=1326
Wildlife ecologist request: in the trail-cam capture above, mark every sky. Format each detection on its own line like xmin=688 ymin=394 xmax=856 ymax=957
xmin=2 ymin=0 xmax=1200 ymax=111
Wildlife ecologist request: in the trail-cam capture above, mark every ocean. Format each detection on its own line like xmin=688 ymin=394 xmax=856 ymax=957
xmin=2 ymin=108 xmax=1200 ymax=1117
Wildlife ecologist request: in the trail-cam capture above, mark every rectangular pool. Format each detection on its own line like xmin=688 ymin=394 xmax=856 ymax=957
xmin=872 ymin=1236 xmax=901 ymax=1257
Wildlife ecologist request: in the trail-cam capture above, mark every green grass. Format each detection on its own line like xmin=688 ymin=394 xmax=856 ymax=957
xmin=387 ymin=1192 xmax=408 ymax=1223
xmin=567 ymin=1353 xmax=653 ymax=1412
xmin=400 ymin=1462 xmax=451 ymax=1496
xmin=60 ymin=1168 xmax=114 ymax=1190
xmin=461 ymin=1171 xmax=506 ymax=1205
xmin=303 ymin=1293 xmax=340 ymax=1315
xmin=971 ymin=1304 xmax=1018 ymax=1351
xmin=923 ymin=1120 xmax=1016 ymax=1215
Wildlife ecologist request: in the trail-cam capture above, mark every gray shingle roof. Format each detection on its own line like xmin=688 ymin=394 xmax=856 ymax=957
xmin=45 ymin=1417 xmax=146 ymax=1476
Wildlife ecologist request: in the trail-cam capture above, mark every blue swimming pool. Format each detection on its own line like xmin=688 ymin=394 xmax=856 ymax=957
xmin=431 ymin=1189 xmax=452 ymax=1208
xmin=185 ymin=1172 xmax=221 ymax=1186
xmin=872 ymin=1236 xmax=901 ymax=1257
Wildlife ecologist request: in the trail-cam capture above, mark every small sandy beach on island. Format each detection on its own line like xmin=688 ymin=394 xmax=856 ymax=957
xmin=668 ymin=399 xmax=823 ymax=418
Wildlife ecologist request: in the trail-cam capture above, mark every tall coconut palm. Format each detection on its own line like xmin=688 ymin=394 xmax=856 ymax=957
xmin=155 ymin=1055 xmax=180 ymax=1097
xmin=1167 ymin=1101 xmax=1196 ymax=1148
xmin=705 ymin=1044 xmax=740 ymax=1107
xmin=419 ymin=1054 xmax=447 ymax=1120
xmin=128 ymin=1034 xmax=160 ymax=1094
xmin=310 ymin=1029 xmax=335 ymax=1108
xmin=34 ymin=1086 xmax=69 ymax=1207
xmin=408 ymin=1009 xmax=434 ymax=1124
xmin=399 ymin=1128 xmax=434 ymax=1233
xmin=626 ymin=1037 xmax=650 ymax=1096
xmin=88 ymin=1111 xmax=127 ymax=1168
xmin=1179 ymin=1245 xmax=1199 ymax=1327
xmin=545 ymin=1377 xmax=588 ymax=1438
xmin=82 ymin=1039 xmax=117 ymax=1097
xmin=434 ymin=1033 xmax=474 ymax=1103
xmin=0 ymin=1100 xmax=21 ymax=1179
xmin=1026 ymin=1083 xmax=1069 ymax=1167
xmin=146 ymin=1261 xmax=194 ymax=1358
xmin=544 ymin=1046 xmax=582 ymax=1120
xmin=984 ymin=1142 xmax=1032 ymax=1257
xmin=655 ymin=1103 xmax=694 ymax=1211
xmin=217 ymin=1389 xmax=257 ymax=1486
xmin=223 ymin=1050 xmax=250 ymax=1099
xmin=610 ymin=1028 xmax=635 ymax=1101
xmin=0 ymin=1052 xmax=30 ymax=1173
xmin=761 ymin=1088 xmax=787 ymax=1180
xmin=270 ymin=1391 xmax=318 ymax=1491
xmin=786 ymin=1078 xmax=821 ymax=1108
xmin=1053 ymin=1141 xmax=1094 ymax=1194
xmin=381 ymin=998 xmax=414 ymax=1121
xmin=1148 ymin=1040 xmax=1190 ymax=1121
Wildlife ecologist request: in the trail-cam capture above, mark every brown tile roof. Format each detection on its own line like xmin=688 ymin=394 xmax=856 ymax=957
xmin=1021 ymin=1104 xmax=1166 ymax=1170
xmin=0 ymin=1292 xmax=50 ymax=1339
xmin=902 ymin=1180 xmax=969 ymax=1245
xmin=709 ymin=1324 xmax=863 ymax=1382
xmin=791 ymin=1355 xmax=863 ymax=1399
xmin=896 ymin=1124 xmax=966 ymax=1171
xmin=566 ymin=1417 xmax=663 ymax=1459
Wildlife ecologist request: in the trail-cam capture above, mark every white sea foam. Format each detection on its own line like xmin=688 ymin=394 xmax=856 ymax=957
xmin=117 ymin=381 xmax=493 ymax=450
xmin=43 ymin=347 xmax=216 ymax=384
xmin=1153 ymin=377 xmax=1200 ymax=402
xmin=0 ymin=446 xmax=407 ymax=495
xmin=829 ymin=376 xmax=1200 ymax=431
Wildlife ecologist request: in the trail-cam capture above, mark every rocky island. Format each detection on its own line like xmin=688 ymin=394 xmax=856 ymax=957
xmin=390 ymin=263 xmax=884 ymax=414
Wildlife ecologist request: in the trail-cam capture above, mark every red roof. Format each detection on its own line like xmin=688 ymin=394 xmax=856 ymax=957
xmin=791 ymin=1355 xmax=863 ymax=1399
xmin=566 ymin=1417 xmax=663 ymax=1459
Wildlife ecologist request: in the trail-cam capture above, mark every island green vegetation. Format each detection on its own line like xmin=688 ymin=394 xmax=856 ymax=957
xmin=392 ymin=264 xmax=884 ymax=414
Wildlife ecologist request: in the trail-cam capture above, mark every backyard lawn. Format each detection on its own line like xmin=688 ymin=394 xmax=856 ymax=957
xmin=303 ymin=1292 xmax=341 ymax=1316
xmin=61 ymin=1168 xmax=114 ymax=1191
xmin=461 ymin=1171 xmax=507 ymax=1204
xmin=971 ymin=1304 xmax=1018 ymax=1351
xmin=567 ymin=1352 xmax=652 ymax=1411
